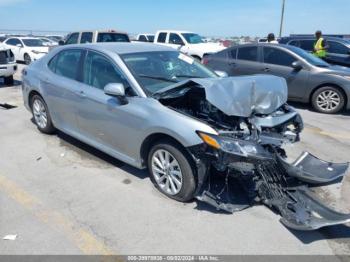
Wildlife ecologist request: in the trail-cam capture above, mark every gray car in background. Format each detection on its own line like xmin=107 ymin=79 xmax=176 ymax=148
xmin=205 ymin=43 xmax=350 ymax=114
xmin=22 ymin=43 xmax=350 ymax=231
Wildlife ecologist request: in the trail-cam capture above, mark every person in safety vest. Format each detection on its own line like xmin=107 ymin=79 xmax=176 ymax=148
xmin=313 ymin=30 xmax=329 ymax=58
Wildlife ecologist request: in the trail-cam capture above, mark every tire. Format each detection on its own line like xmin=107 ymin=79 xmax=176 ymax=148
xmin=31 ymin=95 xmax=55 ymax=134
xmin=24 ymin=53 xmax=32 ymax=65
xmin=4 ymin=75 xmax=14 ymax=85
xmin=148 ymin=139 xmax=196 ymax=202
xmin=311 ymin=86 xmax=345 ymax=114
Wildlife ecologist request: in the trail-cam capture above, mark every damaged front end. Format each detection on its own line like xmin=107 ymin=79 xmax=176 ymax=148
xmin=156 ymin=75 xmax=350 ymax=231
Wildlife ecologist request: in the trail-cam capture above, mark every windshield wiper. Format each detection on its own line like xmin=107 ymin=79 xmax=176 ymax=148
xmin=138 ymin=74 xmax=178 ymax=83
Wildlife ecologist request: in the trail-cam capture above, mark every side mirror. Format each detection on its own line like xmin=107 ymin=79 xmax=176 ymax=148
xmin=215 ymin=70 xmax=228 ymax=78
xmin=58 ymin=40 xmax=65 ymax=46
xmin=16 ymin=44 xmax=22 ymax=48
xmin=104 ymin=83 xmax=128 ymax=105
xmin=292 ymin=61 xmax=303 ymax=71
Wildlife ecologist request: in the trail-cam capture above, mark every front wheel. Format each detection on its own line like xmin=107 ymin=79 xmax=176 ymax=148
xmin=148 ymin=140 xmax=196 ymax=202
xmin=311 ymin=86 xmax=345 ymax=114
xmin=31 ymin=95 xmax=55 ymax=134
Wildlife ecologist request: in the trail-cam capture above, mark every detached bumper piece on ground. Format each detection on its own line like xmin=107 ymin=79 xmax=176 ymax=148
xmin=194 ymin=149 xmax=350 ymax=231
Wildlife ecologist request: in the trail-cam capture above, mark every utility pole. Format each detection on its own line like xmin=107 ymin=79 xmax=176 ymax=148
xmin=279 ymin=0 xmax=286 ymax=37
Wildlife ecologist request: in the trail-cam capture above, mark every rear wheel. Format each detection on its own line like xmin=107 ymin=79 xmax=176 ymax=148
xmin=148 ymin=139 xmax=196 ymax=202
xmin=4 ymin=75 xmax=14 ymax=85
xmin=31 ymin=95 xmax=55 ymax=134
xmin=24 ymin=53 xmax=31 ymax=65
xmin=311 ymin=86 xmax=345 ymax=114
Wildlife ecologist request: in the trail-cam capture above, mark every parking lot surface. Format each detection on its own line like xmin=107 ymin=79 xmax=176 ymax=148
xmin=0 ymin=65 xmax=349 ymax=255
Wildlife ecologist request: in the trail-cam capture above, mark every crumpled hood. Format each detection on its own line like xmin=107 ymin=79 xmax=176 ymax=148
xmin=156 ymin=75 xmax=288 ymax=117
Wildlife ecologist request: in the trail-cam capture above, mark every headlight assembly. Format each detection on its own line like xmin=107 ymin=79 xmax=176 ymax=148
xmin=31 ymin=50 xmax=41 ymax=54
xmin=197 ymin=131 xmax=270 ymax=158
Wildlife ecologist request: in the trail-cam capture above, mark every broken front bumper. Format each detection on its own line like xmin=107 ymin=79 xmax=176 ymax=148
xmin=190 ymin=145 xmax=350 ymax=231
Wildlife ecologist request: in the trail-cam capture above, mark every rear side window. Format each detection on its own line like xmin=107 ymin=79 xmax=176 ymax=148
xmin=157 ymin=33 xmax=167 ymax=43
xmin=52 ymin=50 xmax=83 ymax=80
xmin=299 ymin=40 xmax=314 ymax=51
xmin=83 ymin=51 xmax=129 ymax=90
xmin=237 ymin=46 xmax=258 ymax=61
xmin=263 ymin=47 xmax=296 ymax=67
xmin=66 ymin=33 xmax=79 ymax=45
xmin=81 ymin=32 xmax=93 ymax=43
xmin=97 ymin=33 xmax=130 ymax=43
xmin=328 ymin=41 xmax=349 ymax=55
xmin=6 ymin=38 xmax=22 ymax=46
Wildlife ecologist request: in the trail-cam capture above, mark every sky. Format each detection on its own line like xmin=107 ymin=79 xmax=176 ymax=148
xmin=0 ymin=0 xmax=349 ymax=37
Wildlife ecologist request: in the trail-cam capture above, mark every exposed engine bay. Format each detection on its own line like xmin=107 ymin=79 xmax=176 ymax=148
xmin=156 ymin=76 xmax=350 ymax=231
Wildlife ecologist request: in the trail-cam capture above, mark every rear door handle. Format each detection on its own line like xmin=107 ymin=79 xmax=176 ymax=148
xmin=262 ymin=68 xmax=270 ymax=72
xmin=75 ymin=90 xmax=86 ymax=98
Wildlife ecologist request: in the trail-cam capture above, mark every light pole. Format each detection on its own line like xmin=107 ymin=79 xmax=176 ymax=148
xmin=279 ymin=0 xmax=286 ymax=38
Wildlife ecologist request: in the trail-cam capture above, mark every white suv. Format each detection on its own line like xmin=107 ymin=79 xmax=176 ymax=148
xmin=62 ymin=30 xmax=130 ymax=45
xmin=0 ymin=43 xmax=17 ymax=85
xmin=4 ymin=37 xmax=49 ymax=65
xmin=154 ymin=30 xmax=225 ymax=60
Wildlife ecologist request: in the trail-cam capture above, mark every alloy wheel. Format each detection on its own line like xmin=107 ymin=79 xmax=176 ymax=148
xmin=151 ymin=149 xmax=183 ymax=195
xmin=33 ymin=99 xmax=48 ymax=129
xmin=316 ymin=90 xmax=341 ymax=112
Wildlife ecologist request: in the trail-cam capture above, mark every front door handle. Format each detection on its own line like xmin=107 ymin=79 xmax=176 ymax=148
xmin=75 ymin=90 xmax=86 ymax=98
xmin=262 ymin=67 xmax=270 ymax=72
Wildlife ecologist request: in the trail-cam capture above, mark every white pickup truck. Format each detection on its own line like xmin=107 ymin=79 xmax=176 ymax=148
xmin=154 ymin=30 xmax=225 ymax=60
xmin=0 ymin=43 xmax=17 ymax=85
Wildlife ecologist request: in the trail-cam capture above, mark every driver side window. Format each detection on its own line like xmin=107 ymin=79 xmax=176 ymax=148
xmin=169 ymin=33 xmax=184 ymax=45
xmin=83 ymin=51 xmax=133 ymax=94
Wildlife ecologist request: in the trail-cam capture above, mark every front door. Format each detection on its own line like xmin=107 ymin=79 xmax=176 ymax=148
xmin=262 ymin=46 xmax=310 ymax=99
xmin=75 ymin=50 xmax=140 ymax=162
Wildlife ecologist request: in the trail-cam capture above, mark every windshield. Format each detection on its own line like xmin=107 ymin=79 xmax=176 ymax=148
xmin=287 ymin=45 xmax=330 ymax=67
xmin=121 ymin=51 xmax=217 ymax=94
xmin=97 ymin=33 xmax=130 ymax=43
xmin=22 ymin=39 xmax=44 ymax=47
xmin=181 ymin=33 xmax=204 ymax=44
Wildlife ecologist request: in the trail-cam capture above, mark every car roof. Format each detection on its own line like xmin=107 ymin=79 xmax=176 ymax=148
xmin=65 ymin=42 xmax=176 ymax=54
xmin=281 ymin=36 xmax=348 ymax=42
xmin=157 ymin=30 xmax=193 ymax=34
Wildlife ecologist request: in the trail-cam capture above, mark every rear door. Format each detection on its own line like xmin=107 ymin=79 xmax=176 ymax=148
xmin=44 ymin=49 xmax=85 ymax=132
xmin=326 ymin=40 xmax=350 ymax=67
xmin=231 ymin=46 xmax=262 ymax=75
xmin=262 ymin=46 xmax=309 ymax=99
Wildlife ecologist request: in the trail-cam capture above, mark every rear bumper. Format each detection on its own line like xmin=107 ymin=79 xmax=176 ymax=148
xmin=0 ymin=63 xmax=17 ymax=77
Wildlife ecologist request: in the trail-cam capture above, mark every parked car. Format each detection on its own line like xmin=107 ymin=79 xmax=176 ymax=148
xmin=154 ymin=30 xmax=225 ymax=60
xmin=136 ymin=34 xmax=155 ymax=42
xmin=38 ymin=37 xmax=59 ymax=47
xmin=0 ymin=43 xmax=17 ymax=85
xmin=3 ymin=37 xmax=49 ymax=65
xmin=205 ymin=43 xmax=350 ymax=114
xmin=61 ymin=30 xmax=130 ymax=45
xmin=279 ymin=36 xmax=350 ymax=67
xmin=22 ymin=43 xmax=350 ymax=231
